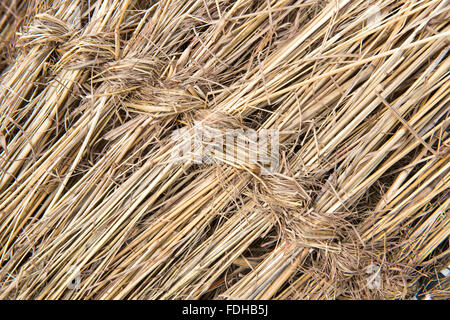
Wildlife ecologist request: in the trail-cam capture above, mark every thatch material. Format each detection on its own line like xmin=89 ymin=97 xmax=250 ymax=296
xmin=0 ymin=0 xmax=448 ymax=300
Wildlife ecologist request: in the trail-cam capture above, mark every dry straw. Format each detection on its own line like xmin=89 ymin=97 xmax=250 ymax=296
xmin=0 ymin=0 xmax=448 ymax=300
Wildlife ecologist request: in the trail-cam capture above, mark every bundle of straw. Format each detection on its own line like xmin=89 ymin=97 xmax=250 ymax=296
xmin=0 ymin=0 xmax=448 ymax=300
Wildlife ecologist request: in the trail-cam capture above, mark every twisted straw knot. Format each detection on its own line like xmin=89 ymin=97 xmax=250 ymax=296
xmin=251 ymin=170 xmax=366 ymax=248
xmin=16 ymin=14 xmax=76 ymax=48
xmin=187 ymin=109 xmax=244 ymax=131
xmin=123 ymin=81 xmax=205 ymax=116
xmin=56 ymin=33 xmax=117 ymax=69
xmin=309 ymin=243 xmax=419 ymax=298
xmin=98 ymin=56 xmax=164 ymax=89
xmin=56 ymin=32 xmax=167 ymax=90
xmin=259 ymin=174 xmax=312 ymax=208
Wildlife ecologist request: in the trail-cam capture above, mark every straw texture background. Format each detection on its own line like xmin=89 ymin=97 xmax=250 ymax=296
xmin=0 ymin=0 xmax=449 ymax=299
